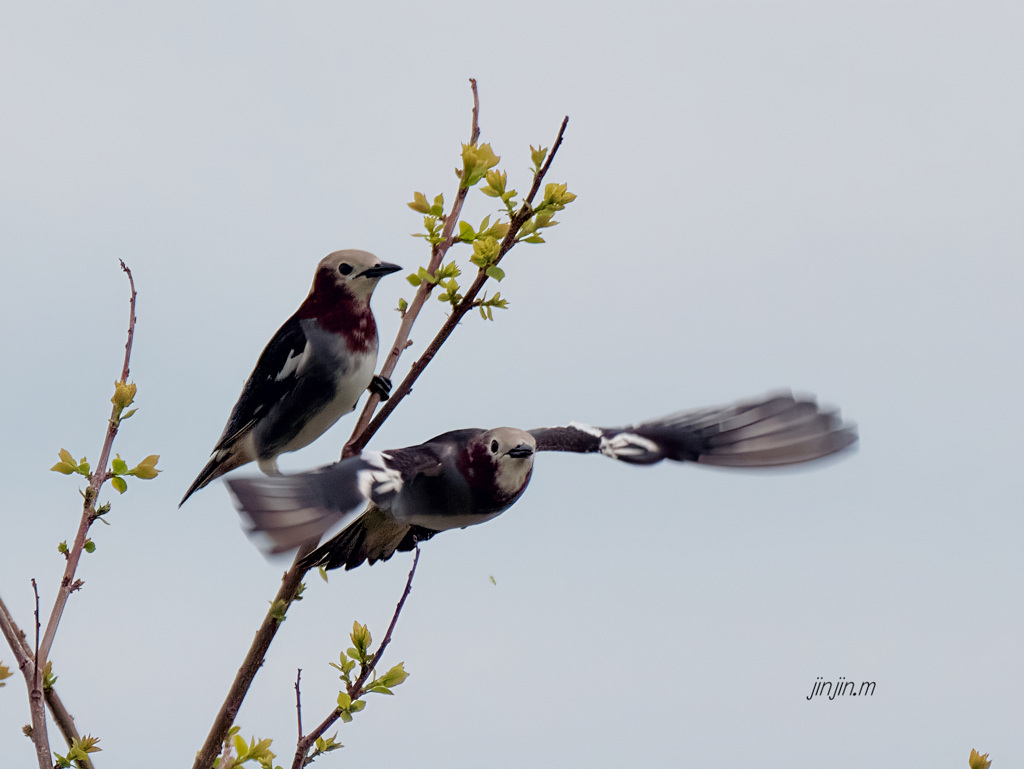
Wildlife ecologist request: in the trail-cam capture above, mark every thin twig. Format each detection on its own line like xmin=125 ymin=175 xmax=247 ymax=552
xmin=0 ymin=594 xmax=30 ymax=672
xmin=32 ymin=579 xmax=41 ymax=694
xmin=291 ymin=548 xmax=420 ymax=769
xmin=343 ymin=79 xmax=482 ymax=459
xmin=347 ymin=116 xmax=570 ymax=456
xmin=24 ymin=580 xmax=52 ymax=769
xmin=118 ymin=259 xmax=137 ymax=382
xmin=38 ymin=262 xmax=138 ymax=668
xmin=295 ymin=669 xmax=303 ymax=741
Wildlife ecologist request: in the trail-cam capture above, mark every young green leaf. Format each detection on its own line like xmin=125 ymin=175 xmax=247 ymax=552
xmin=111 ymin=381 xmax=137 ymax=411
xmin=111 ymin=476 xmax=128 ymax=494
xmin=314 ymin=734 xmax=343 ymax=754
xmin=430 ymin=193 xmax=445 ymax=216
xmin=128 ymin=454 xmax=161 ymax=479
xmin=461 ymin=142 xmax=501 ymax=187
xmin=377 ymin=662 xmax=410 ymax=689
xmin=51 ymin=448 xmax=79 ymax=475
xmin=531 ymin=144 xmax=548 ymax=172
xmin=458 ymin=220 xmax=477 ymax=242
xmin=408 ymin=191 xmax=431 ymax=214
xmin=42 ymin=662 xmax=57 ymax=690
xmin=270 ymin=598 xmax=289 ymax=622
xmin=69 ymin=735 xmax=102 ymax=757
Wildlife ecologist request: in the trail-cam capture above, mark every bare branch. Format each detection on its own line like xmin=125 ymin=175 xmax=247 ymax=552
xmin=32 ymin=578 xmax=41 ymax=693
xmin=39 ymin=262 xmax=138 ymax=668
xmin=24 ymin=580 xmax=52 ymax=769
xmin=118 ymin=259 xmax=137 ymax=382
xmin=295 ymin=669 xmax=303 ymax=741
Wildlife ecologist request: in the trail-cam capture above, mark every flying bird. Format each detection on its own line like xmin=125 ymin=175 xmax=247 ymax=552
xmin=181 ymin=250 xmax=402 ymax=506
xmin=226 ymin=391 xmax=857 ymax=570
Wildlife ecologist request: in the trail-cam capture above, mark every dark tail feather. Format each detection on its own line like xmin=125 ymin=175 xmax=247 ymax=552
xmin=179 ymin=449 xmax=248 ymax=507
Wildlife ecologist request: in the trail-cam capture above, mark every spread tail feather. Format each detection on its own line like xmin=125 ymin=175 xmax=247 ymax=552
xmin=226 ymin=457 xmax=376 ymax=554
xmin=226 ymin=474 xmax=368 ymax=554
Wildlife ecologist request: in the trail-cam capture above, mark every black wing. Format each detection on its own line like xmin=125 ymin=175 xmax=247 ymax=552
xmin=298 ymin=509 xmax=437 ymax=571
xmin=214 ymin=313 xmax=309 ymax=450
xmin=531 ymin=391 xmax=857 ymax=467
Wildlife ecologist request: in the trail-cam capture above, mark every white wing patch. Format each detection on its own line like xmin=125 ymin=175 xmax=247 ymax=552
xmin=599 ymin=432 xmax=660 ymax=460
xmin=568 ymin=421 xmax=602 ymax=438
xmin=362 ymin=451 xmax=390 ymax=470
xmin=275 ymin=341 xmax=311 ymax=381
xmin=356 ymin=466 xmax=404 ymax=502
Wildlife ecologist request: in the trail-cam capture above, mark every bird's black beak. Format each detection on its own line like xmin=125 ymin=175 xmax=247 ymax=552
xmin=360 ymin=262 xmax=403 ymax=279
xmin=507 ymin=444 xmax=534 ymax=459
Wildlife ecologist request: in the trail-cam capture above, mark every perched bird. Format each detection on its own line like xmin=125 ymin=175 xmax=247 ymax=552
xmin=181 ymin=250 xmax=402 ymax=506
xmin=226 ymin=391 xmax=857 ymax=570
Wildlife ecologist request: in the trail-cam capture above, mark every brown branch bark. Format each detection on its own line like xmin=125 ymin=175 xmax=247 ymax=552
xmin=26 ymin=580 xmax=50 ymax=769
xmin=294 ymin=669 xmax=303 ymax=741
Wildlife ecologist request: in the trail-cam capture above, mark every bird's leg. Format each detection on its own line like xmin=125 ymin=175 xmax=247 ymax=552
xmin=256 ymin=457 xmax=282 ymax=476
xmin=368 ymin=375 xmax=392 ymax=401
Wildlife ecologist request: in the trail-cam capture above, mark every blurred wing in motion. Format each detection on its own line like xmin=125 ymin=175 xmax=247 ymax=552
xmin=531 ymin=391 xmax=857 ymax=467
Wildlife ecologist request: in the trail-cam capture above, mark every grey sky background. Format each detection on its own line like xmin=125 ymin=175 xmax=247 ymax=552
xmin=2 ymin=2 xmax=1022 ymax=766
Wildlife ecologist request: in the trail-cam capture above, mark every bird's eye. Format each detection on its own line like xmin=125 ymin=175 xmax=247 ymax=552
xmin=490 ymin=440 xmax=499 ymax=453
xmin=338 ymin=263 xmax=353 ymax=276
